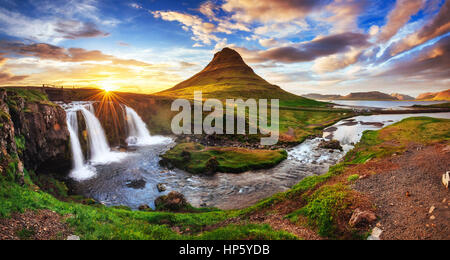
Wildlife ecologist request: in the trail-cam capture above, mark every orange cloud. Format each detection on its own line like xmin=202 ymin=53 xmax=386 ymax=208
xmin=222 ymin=0 xmax=325 ymax=23
xmin=0 ymin=42 xmax=152 ymax=67
xmin=378 ymin=0 xmax=425 ymax=42
xmin=388 ymin=0 xmax=450 ymax=56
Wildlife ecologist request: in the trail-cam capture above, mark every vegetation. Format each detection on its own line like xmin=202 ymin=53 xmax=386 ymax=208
xmin=1 ymin=117 xmax=448 ymax=240
xmin=3 ymin=88 xmax=49 ymax=103
xmin=412 ymin=102 xmax=450 ymax=109
xmin=161 ymin=143 xmax=288 ymax=174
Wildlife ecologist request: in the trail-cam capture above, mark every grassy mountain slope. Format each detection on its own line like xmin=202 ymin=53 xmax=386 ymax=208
xmin=157 ymin=48 xmax=324 ymax=107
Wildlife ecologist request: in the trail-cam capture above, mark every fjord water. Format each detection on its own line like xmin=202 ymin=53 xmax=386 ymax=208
xmin=329 ymin=100 xmax=448 ymax=109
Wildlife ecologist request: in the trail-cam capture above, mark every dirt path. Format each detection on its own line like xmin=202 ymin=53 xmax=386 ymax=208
xmin=353 ymin=143 xmax=450 ymax=240
xmin=0 ymin=210 xmax=72 ymax=240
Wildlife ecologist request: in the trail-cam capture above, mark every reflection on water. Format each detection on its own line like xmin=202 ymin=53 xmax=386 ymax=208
xmin=72 ymin=113 xmax=450 ymax=210
xmin=327 ymin=100 xmax=448 ymax=109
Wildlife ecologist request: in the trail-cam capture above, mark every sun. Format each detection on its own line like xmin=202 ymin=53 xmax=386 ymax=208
xmin=98 ymin=81 xmax=120 ymax=92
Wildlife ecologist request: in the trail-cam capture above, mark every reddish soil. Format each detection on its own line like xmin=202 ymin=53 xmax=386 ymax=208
xmin=247 ymin=200 xmax=322 ymax=240
xmin=0 ymin=210 xmax=72 ymax=240
xmin=353 ymin=143 xmax=450 ymax=240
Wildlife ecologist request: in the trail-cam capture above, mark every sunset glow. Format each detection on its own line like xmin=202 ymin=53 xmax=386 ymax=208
xmin=0 ymin=0 xmax=449 ymax=96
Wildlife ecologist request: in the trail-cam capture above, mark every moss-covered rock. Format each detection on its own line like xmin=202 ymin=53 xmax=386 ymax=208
xmin=161 ymin=143 xmax=288 ymax=174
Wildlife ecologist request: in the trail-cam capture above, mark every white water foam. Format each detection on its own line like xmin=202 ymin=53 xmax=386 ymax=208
xmin=125 ymin=105 xmax=171 ymax=146
xmin=66 ymin=109 xmax=96 ymax=181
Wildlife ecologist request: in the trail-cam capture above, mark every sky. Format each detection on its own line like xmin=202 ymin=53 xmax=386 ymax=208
xmin=0 ymin=0 xmax=449 ymax=97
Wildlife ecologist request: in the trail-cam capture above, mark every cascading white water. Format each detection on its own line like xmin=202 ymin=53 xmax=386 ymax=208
xmin=66 ymin=110 xmax=96 ymax=181
xmin=79 ymin=106 xmax=127 ymax=165
xmin=79 ymin=107 xmax=111 ymax=163
xmin=125 ymin=106 xmax=170 ymax=146
xmin=64 ymin=102 xmax=128 ymax=181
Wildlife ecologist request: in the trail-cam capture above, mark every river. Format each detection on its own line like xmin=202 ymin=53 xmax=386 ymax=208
xmin=71 ymin=112 xmax=450 ymax=210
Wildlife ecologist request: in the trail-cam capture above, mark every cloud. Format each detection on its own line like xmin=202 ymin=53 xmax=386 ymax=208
xmin=313 ymin=48 xmax=363 ymax=73
xmin=0 ymin=42 xmax=152 ymax=66
xmin=55 ymin=20 xmax=109 ymax=39
xmin=387 ymin=0 xmax=450 ymax=57
xmin=129 ymin=3 xmax=143 ymax=9
xmin=222 ymin=0 xmax=326 ymax=23
xmin=0 ymin=8 xmax=109 ymax=43
xmin=0 ymin=56 xmax=6 ymax=67
xmin=0 ymin=70 xmax=28 ymax=84
xmin=322 ymin=0 xmax=369 ymax=33
xmin=246 ymin=32 xmax=370 ymax=63
xmin=380 ymin=35 xmax=450 ymax=79
xmin=152 ymin=11 xmax=219 ymax=45
xmin=259 ymin=38 xmax=280 ymax=48
xmin=378 ymin=0 xmax=425 ymax=42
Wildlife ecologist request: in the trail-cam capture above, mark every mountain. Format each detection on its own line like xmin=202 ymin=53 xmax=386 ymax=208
xmin=417 ymin=92 xmax=438 ymax=100
xmin=302 ymin=93 xmax=342 ymax=100
xmin=156 ymin=48 xmax=323 ymax=107
xmin=391 ymin=93 xmax=414 ymax=100
xmin=337 ymin=91 xmax=398 ymax=100
xmin=417 ymin=89 xmax=450 ymax=101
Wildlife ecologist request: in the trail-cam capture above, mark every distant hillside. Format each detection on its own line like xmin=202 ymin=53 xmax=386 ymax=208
xmin=302 ymin=93 xmax=342 ymax=100
xmin=156 ymin=48 xmax=324 ymax=107
xmin=391 ymin=93 xmax=414 ymax=100
xmin=303 ymin=91 xmax=414 ymax=101
xmin=416 ymin=90 xmax=450 ymax=100
xmin=338 ymin=91 xmax=398 ymax=100
xmin=417 ymin=92 xmax=438 ymax=100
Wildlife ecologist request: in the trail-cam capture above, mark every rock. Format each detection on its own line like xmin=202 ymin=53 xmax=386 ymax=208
xmin=181 ymin=150 xmax=191 ymax=161
xmin=349 ymin=208 xmax=377 ymax=227
xmin=126 ymin=179 xmax=146 ymax=189
xmin=67 ymin=235 xmax=80 ymax=240
xmin=155 ymin=191 xmax=189 ymax=211
xmin=442 ymin=172 xmax=449 ymax=189
xmin=319 ymin=140 xmax=343 ymax=151
xmin=204 ymin=157 xmax=219 ymax=175
xmin=429 ymin=206 xmax=435 ymax=214
xmin=138 ymin=204 xmax=151 ymax=211
xmin=430 ymin=215 xmax=436 ymax=220
xmin=157 ymin=183 xmax=166 ymax=192
xmin=367 ymin=227 xmax=383 ymax=240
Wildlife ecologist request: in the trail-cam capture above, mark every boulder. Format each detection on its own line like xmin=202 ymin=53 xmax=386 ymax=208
xmin=319 ymin=140 xmax=343 ymax=151
xmin=138 ymin=204 xmax=151 ymax=211
xmin=126 ymin=179 xmax=146 ymax=189
xmin=349 ymin=208 xmax=377 ymax=227
xmin=204 ymin=157 xmax=219 ymax=175
xmin=157 ymin=183 xmax=166 ymax=192
xmin=66 ymin=235 xmax=80 ymax=240
xmin=155 ymin=191 xmax=189 ymax=211
xmin=442 ymin=172 xmax=449 ymax=189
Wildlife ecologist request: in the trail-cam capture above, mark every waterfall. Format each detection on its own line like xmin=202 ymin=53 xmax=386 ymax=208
xmin=65 ymin=102 xmax=128 ymax=181
xmin=79 ymin=106 xmax=127 ymax=165
xmin=125 ymin=106 xmax=170 ymax=146
xmin=66 ymin=110 xmax=96 ymax=181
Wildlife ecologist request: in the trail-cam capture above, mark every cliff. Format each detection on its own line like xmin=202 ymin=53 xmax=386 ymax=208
xmin=0 ymin=88 xmax=71 ymax=182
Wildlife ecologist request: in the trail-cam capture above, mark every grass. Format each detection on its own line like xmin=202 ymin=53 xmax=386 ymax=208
xmin=286 ymin=184 xmax=350 ymax=237
xmin=161 ymin=143 xmax=288 ymax=174
xmin=3 ymin=88 xmax=49 ymax=103
xmin=412 ymin=102 xmax=450 ymax=108
xmin=0 ymin=178 xmax=298 ymax=240
xmin=345 ymin=117 xmax=450 ymax=163
xmin=1 ymin=117 xmax=448 ymax=240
